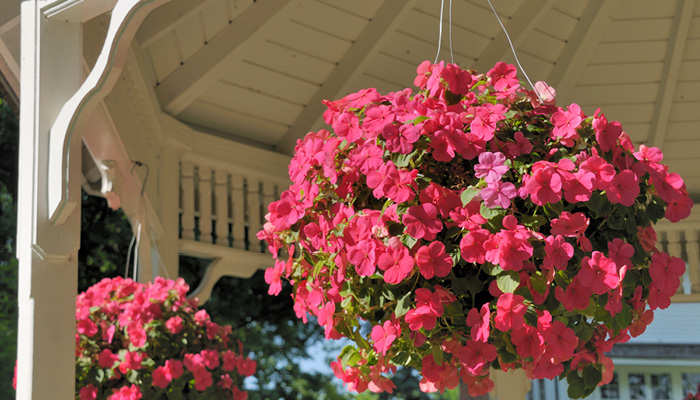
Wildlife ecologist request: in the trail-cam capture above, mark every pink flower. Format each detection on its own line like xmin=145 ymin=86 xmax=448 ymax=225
xmin=649 ymin=252 xmax=685 ymax=294
xmin=377 ymin=239 xmax=414 ymax=284
xmin=193 ymin=369 xmax=214 ymax=391
xmin=77 ymin=318 xmax=98 ymax=337
xmin=459 ymin=340 xmax=498 ymax=375
xmin=79 ymin=385 xmax=98 ymax=400
xmin=371 ymin=320 xmax=400 ymax=356
xmin=201 ymin=349 xmax=220 ymax=370
xmin=543 ymin=235 xmax=573 ymax=270
xmin=108 ymin=385 xmax=142 ymax=400
xmin=466 ymin=303 xmax=490 ymax=342
xmin=578 ymin=252 xmax=619 ymax=295
xmin=442 ymin=63 xmax=473 ymax=94
xmin=605 ymin=169 xmax=639 ymax=207
xmin=494 ymin=293 xmax=526 ymax=331
xmin=152 ymin=366 xmax=172 ymax=389
xmin=348 ymin=239 xmax=378 ymax=277
xmin=480 ymin=180 xmax=516 ymax=209
xmin=524 ymin=164 xmax=562 ymax=205
xmin=166 ymin=359 xmax=184 ymax=378
xmin=511 ymin=325 xmax=545 ymax=359
xmin=554 ymin=278 xmax=592 ymax=311
xmin=415 ymin=242 xmax=453 ymax=279
xmin=402 ymin=203 xmax=442 ymax=241
xmin=506 ymin=131 xmax=533 ymax=157
xmin=98 ymin=349 xmax=119 ymax=368
xmin=545 ymin=321 xmax=578 ymax=361
xmin=550 ymin=104 xmax=582 ymax=147
xmin=165 ymin=316 xmax=183 ymax=334
xmin=474 ymin=151 xmax=509 ymax=183
xmin=487 ymin=62 xmax=519 ymax=91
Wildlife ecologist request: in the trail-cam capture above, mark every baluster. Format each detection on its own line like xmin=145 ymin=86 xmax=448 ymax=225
xmin=198 ymin=166 xmax=213 ymax=244
xmin=231 ymin=174 xmax=245 ymax=249
xmin=214 ymin=169 xmax=229 ymax=247
xmin=261 ymin=181 xmax=276 ymax=253
xmin=666 ymin=230 xmax=683 ymax=294
xmin=180 ymin=161 xmax=195 ymax=240
xmin=246 ymin=178 xmax=262 ymax=252
xmin=685 ymin=230 xmax=700 ymax=294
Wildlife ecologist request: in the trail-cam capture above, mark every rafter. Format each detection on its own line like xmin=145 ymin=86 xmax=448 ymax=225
xmin=0 ymin=0 xmax=18 ymax=32
xmin=473 ymin=0 xmax=557 ymax=73
xmin=649 ymin=0 xmax=694 ymax=150
xmin=546 ymin=0 xmax=623 ymax=102
xmin=155 ymin=0 xmax=298 ymax=115
xmin=276 ymin=0 xmax=416 ymax=154
xmin=136 ymin=0 xmax=212 ymax=48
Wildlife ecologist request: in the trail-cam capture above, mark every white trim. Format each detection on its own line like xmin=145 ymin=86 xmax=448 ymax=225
xmin=42 ymin=0 xmax=119 ymax=23
xmin=48 ymin=0 xmax=171 ymax=224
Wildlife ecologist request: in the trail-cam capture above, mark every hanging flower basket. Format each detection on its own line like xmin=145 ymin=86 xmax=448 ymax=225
xmin=258 ymin=61 xmax=693 ymax=398
xmin=75 ymin=277 xmax=255 ymax=400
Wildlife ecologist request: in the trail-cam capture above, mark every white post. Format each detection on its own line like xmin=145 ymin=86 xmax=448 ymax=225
xmin=158 ymin=143 xmax=182 ymax=279
xmin=489 ymin=369 xmax=531 ymax=400
xmin=16 ymin=1 xmax=82 ymax=399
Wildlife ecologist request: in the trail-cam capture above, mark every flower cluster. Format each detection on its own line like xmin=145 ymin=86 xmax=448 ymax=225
xmin=75 ymin=277 xmax=255 ymax=400
xmin=258 ymin=61 xmax=692 ymax=399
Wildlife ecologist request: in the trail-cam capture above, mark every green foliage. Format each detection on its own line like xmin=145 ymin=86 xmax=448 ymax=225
xmin=0 ymin=97 xmax=18 ymax=398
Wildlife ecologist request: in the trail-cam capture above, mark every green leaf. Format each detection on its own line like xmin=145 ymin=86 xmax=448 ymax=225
xmin=521 ymin=214 xmax=548 ymax=229
xmin=461 ymin=187 xmax=480 ymax=206
xmin=587 ymin=192 xmax=604 ymax=217
xmin=497 ymin=271 xmax=520 ymax=293
xmin=466 ymin=276 xmax=485 ymax=296
xmin=567 ymin=371 xmax=586 ymax=399
xmin=583 ymin=364 xmax=603 ymax=388
xmin=480 ymin=202 xmax=505 ymax=220
xmin=530 ymin=272 xmax=547 ymax=295
xmin=340 ymin=346 xmax=361 ymax=368
xmin=543 ymin=201 xmax=564 ymax=218
xmin=401 ymin=234 xmax=418 ymax=250
xmin=395 ymin=292 xmax=412 ymax=318
xmin=432 ymin=344 xmax=444 ymax=365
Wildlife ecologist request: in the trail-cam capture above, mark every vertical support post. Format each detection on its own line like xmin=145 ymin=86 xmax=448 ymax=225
xmin=490 ymin=369 xmax=531 ymax=400
xmin=231 ymin=174 xmax=245 ymax=250
xmin=180 ymin=161 xmax=195 ymax=240
xmin=158 ymin=143 xmax=182 ymax=278
xmin=16 ymin=2 xmax=82 ymax=399
xmin=246 ymin=178 xmax=262 ymax=253
xmin=198 ymin=166 xmax=213 ymax=244
xmin=261 ymin=181 xmax=275 ymax=253
xmin=214 ymin=169 xmax=229 ymax=247
xmin=686 ymin=231 xmax=700 ymax=294
xmin=666 ymin=230 xmax=684 ymax=294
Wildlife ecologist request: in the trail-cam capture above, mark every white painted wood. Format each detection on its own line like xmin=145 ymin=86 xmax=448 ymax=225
xmin=473 ymin=0 xmax=556 ymax=72
xmin=246 ymin=178 xmax=262 ymax=252
xmin=157 ymin=142 xmax=183 ymax=279
xmin=180 ymin=161 xmax=195 ymax=240
xmin=16 ymin=2 xmax=82 ymax=398
xmin=649 ymin=0 xmax=695 ymax=150
xmin=686 ymin=230 xmax=700 ymax=293
xmin=214 ymin=169 xmax=229 ymax=247
xmin=156 ymin=0 xmax=300 ymax=114
xmin=181 ymin=241 xmax=272 ymax=304
xmin=137 ymin=0 xmax=222 ymax=48
xmin=231 ymin=174 xmax=246 ymax=250
xmin=42 ymin=0 xmax=119 ymax=22
xmin=261 ymin=180 xmax=276 ymax=254
xmin=546 ymin=0 xmax=623 ymax=102
xmin=0 ymin=0 xmax=19 ymax=32
xmin=47 ymin=0 xmax=171 ymax=224
xmin=198 ymin=165 xmax=213 ymax=244
xmin=276 ymin=0 xmax=416 ymax=154
xmin=491 ymin=368 xmax=531 ymax=400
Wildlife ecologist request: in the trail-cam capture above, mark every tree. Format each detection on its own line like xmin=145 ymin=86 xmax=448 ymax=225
xmin=0 ymin=97 xmax=18 ymax=398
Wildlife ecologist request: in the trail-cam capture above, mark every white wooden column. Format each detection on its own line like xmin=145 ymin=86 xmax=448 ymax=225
xmin=16 ymin=2 xmax=82 ymax=399
xmin=490 ymin=369 xmax=531 ymax=400
xmin=158 ymin=142 xmax=183 ymax=279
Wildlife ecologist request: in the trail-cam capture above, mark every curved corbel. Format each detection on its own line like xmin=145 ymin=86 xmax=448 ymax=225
xmin=48 ymin=0 xmax=171 ymax=224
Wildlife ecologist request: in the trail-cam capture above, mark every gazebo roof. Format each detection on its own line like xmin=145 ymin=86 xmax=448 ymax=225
xmin=129 ymin=0 xmax=700 ymax=197
xmin=2 ymin=1 xmax=699 ymax=196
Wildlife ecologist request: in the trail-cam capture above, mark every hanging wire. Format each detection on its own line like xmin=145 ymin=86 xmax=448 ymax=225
xmin=434 ymin=0 xmax=445 ymax=63
xmin=484 ymin=0 xmax=543 ymax=102
xmin=124 ymin=161 xmax=150 ymax=280
xmin=448 ymin=0 xmax=454 ymax=64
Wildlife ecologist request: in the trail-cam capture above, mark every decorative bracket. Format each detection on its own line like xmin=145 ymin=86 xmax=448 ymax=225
xmin=48 ymin=0 xmax=171 ymax=224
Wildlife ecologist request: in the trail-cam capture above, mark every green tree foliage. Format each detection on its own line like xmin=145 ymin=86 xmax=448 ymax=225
xmin=0 ymin=98 xmax=18 ymax=398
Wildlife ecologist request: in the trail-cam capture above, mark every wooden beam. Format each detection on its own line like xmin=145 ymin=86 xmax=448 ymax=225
xmin=136 ymin=0 xmax=211 ymax=48
xmin=649 ymin=0 xmax=694 ymax=150
xmin=0 ymin=0 xmax=19 ymax=32
xmin=546 ymin=0 xmax=623 ymax=102
xmin=276 ymin=0 xmax=416 ymax=154
xmin=155 ymin=0 xmax=299 ymax=115
xmin=42 ymin=0 xmax=119 ymax=23
xmin=473 ymin=0 xmax=557 ymax=73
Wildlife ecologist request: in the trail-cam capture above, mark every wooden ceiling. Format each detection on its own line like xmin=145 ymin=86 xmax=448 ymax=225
xmin=0 ymin=0 xmax=699 ymax=195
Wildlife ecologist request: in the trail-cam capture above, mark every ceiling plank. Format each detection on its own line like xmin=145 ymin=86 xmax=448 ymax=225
xmin=0 ymin=0 xmax=19 ymax=33
xmin=136 ymin=0 xmax=211 ymax=48
xmin=473 ymin=0 xmax=557 ymax=73
xmin=649 ymin=0 xmax=695 ymax=150
xmin=545 ymin=0 xmax=623 ymax=102
xmin=155 ymin=0 xmax=299 ymax=115
xmin=276 ymin=0 xmax=416 ymax=154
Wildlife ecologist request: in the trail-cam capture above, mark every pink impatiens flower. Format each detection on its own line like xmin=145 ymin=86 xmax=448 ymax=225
xmin=550 ymin=104 xmax=582 ymax=147
xmin=480 ymin=180 xmax=516 ymax=209
xmin=414 ymin=241 xmax=453 ymax=279
xmin=466 ymin=303 xmax=490 ymax=342
xmin=474 ymin=151 xmax=509 ymax=183
xmin=402 ymin=203 xmax=442 ymax=241
xmin=377 ymin=238 xmax=414 ymax=284
xmin=494 ymin=293 xmax=526 ymax=331
xmin=371 ymin=320 xmax=401 ymax=356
